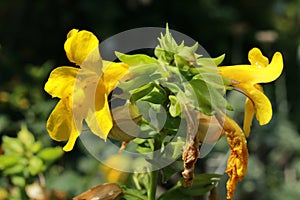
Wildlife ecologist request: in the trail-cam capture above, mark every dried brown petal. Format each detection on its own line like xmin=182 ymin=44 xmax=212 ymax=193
xmin=217 ymin=113 xmax=248 ymax=200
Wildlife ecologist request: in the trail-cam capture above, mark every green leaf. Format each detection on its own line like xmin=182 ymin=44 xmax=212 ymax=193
xmin=175 ymin=44 xmax=198 ymax=67
xmin=116 ymin=52 xmax=157 ymax=66
xmin=179 ymin=174 xmax=221 ymax=196
xmin=0 ymin=155 xmax=19 ymax=169
xmin=158 ymin=185 xmax=193 ymax=200
xmin=169 ymin=137 xmax=185 ymax=159
xmin=128 ymin=63 xmax=160 ymax=77
xmin=3 ymin=163 xmax=25 ymax=175
xmin=2 ymin=136 xmax=24 ymax=154
xmin=121 ymin=186 xmax=147 ymax=200
xmin=29 ymin=141 xmax=42 ymax=153
xmin=161 ymin=82 xmax=182 ymax=94
xmin=28 ymin=156 xmax=44 ymax=175
xmin=139 ymin=85 xmax=166 ymax=104
xmin=135 ymin=144 xmax=153 ymax=154
xmin=192 ymin=73 xmax=226 ymax=92
xmin=119 ymin=75 xmax=151 ymax=91
xmin=186 ymin=79 xmax=215 ymax=115
xmin=161 ymin=161 xmax=183 ymax=184
xmin=189 ymin=75 xmax=232 ymax=115
xmin=158 ymin=174 xmax=221 ymax=200
xmin=119 ymin=71 xmax=163 ymax=92
xmin=212 ymin=54 xmax=225 ymax=66
xmin=11 ymin=176 xmax=26 ymax=187
xmin=37 ymin=147 xmax=63 ymax=163
xmin=168 ymin=95 xmax=181 ymax=117
xmin=130 ymin=83 xmax=155 ymax=103
xmin=154 ymin=48 xmax=174 ymax=63
xmin=192 ymin=73 xmax=234 ymax=111
xmin=197 ymin=54 xmax=225 ymax=67
xmin=17 ymin=124 xmax=35 ymax=148
xmin=174 ymin=54 xmax=189 ymax=68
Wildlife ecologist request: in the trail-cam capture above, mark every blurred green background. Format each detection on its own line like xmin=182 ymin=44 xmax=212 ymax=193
xmin=0 ymin=0 xmax=300 ymax=199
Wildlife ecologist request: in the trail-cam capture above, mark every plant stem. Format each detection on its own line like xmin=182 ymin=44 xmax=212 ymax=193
xmin=148 ymin=170 xmax=159 ymax=200
xmin=147 ymin=137 xmax=163 ymax=200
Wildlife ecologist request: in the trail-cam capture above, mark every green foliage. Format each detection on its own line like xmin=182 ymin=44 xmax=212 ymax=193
xmin=0 ymin=125 xmax=63 ymax=177
xmin=122 ymin=186 xmax=148 ymax=200
xmin=0 ymin=124 xmax=64 ymax=198
xmin=117 ymin=28 xmax=232 ymax=126
xmin=158 ymin=174 xmax=221 ymax=200
xmin=168 ymin=95 xmax=181 ymax=117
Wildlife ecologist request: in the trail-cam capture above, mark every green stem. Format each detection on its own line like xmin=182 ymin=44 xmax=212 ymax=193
xmin=148 ymin=170 xmax=159 ymax=200
xmin=148 ymin=137 xmax=162 ymax=200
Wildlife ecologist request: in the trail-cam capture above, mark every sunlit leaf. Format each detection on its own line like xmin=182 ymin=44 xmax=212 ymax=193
xmin=168 ymin=95 xmax=181 ymax=117
xmin=116 ymin=52 xmax=157 ymax=66
xmin=2 ymin=136 xmax=24 ymax=154
xmin=17 ymin=124 xmax=35 ymax=148
xmin=0 ymin=155 xmax=19 ymax=169
xmin=130 ymin=83 xmax=154 ymax=103
xmin=197 ymin=54 xmax=225 ymax=67
xmin=118 ymin=75 xmax=152 ymax=91
xmin=3 ymin=163 xmax=25 ymax=175
xmin=29 ymin=156 xmax=44 ymax=175
xmin=37 ymin=147 xmax=63 ymax=163
xmin=11 ymin=176 xmax=26 ymax=187
xmin=29 ymin=141 xmax=42 ymax=153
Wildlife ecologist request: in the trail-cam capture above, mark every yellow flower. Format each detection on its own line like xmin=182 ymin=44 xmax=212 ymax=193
xmin=219 ymin=48 xmax=283 ymax=136
xmin=44 ymin=29 xmax=128 ymax=151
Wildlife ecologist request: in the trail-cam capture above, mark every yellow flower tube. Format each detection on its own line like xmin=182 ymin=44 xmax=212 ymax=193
xmin=219 ymin=48 xmax=283 ymax=136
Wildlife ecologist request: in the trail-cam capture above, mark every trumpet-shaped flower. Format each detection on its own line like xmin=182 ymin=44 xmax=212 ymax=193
xmin=219 ymin=48 xmax=283 ymax=136
xmin=44 ymin=29 xmax=128 ymax=151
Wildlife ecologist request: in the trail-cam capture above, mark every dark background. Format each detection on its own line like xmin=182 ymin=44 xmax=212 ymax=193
xmin=1 ymin=0 xmax=300 ymax=199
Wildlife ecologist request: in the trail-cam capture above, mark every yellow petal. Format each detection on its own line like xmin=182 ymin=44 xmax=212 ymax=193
xmin=219 ymin=51 xmax=283 ymax=84
xmin=102 ymin=61 xmax=129 ymax=93
xmin=248 ymin=48 xmax=269 ymax=68
xmin=66 ymin=29 xmax=79 ymax=39
xmin=64 ymin=29 xmax=99 ymax=66
xmin=44 ymin=67 xmax=78 ymax=98
xmin=46 ymin=99 xmax=80 ymax=151
xmin=243 ymin=98 xmax=255 ymax=137
xmin=85 ymin=93 xmax=113 ymax=140
xmin=84 ymin=62 xmax=128 ymax=139
xmin=239 ymin=83 xmax=272 ymax=126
